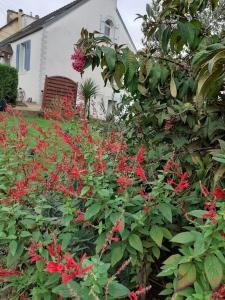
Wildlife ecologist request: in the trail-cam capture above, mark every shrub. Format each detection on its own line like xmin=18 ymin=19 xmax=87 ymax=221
xmin=0 ymin=64 xmax=18 ymax=105
xmin=73 ymin=0 xmax=225 ymax=298
xmin=0 ymin=107 xmax=224 ymax=299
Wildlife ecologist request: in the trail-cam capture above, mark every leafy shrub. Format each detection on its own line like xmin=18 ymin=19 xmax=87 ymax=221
xmin=0 ymin=64 xmax=18 ymax=105
xmin=71 ymin=0 xmax=225 ymax=298
xmin=0 ymin=105 xmax=224 ymax=299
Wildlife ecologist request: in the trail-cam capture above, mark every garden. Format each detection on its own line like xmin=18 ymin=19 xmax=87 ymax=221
xmin=0 ymin=0 xmax=225 ymax=299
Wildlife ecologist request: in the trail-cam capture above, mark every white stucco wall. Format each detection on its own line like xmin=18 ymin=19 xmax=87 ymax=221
xmin=9 ymin=0 xmax=136 ymax=118
xmin=10 ymin=30 xmax=42 ymax=102
xmin=43 ymin=0 xmax=135 ymax=118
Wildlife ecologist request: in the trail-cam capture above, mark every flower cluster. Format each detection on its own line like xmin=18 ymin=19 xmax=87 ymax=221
xmin=28 ymin=239 xmax=93 ymax=284
xmin=212 ymin=284 xmax=225 ymax=300
xmin=71 ymin=48 xmax=86 ymax=73
xmin=164 ymin=158 xmax=189 ymax=193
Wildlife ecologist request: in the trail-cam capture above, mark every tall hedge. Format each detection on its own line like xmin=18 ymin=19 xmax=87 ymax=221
xmin=0 ymin=64 xmax=18 ymax=105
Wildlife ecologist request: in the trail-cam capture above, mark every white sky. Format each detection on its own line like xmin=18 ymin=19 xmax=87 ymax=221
xmin=0 ymin=0 xmax=149 ymax=48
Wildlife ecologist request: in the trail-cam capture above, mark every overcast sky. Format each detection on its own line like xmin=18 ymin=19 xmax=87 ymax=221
xmin=0 ymin=0 xmax=148 ymax=48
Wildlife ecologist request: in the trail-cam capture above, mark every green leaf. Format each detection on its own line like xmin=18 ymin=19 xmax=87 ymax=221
xmin=114 ymin=63 xmax=125 ymax=89
xmin=158 ymin=204 xmax=172 ymax=223
xmin=111 ymin=244 xmax=124 ymax=267
xmin=80 ymin=186 xmax=89 ymax=196
xmin=62 ymin=233 xmax=72 ymax=250
xmin=171 ymin=232 xmax=195 ymax=244
xmin=20 ymin=231 xmax=31 ymax=238
xmin=204 ymin=254 xmax=223 ymax=290
xmin=108 ymin=281 xmax=130 ymax=298
xmin=176 ymin=263 xmax=196 ymax=291
xmin=170 ymin=74 xmax=177 ymax=98
xmin=162 ymin=27 xmax=171 ymax=53
xmin=127 ymin=50 xmax=138 ymax=83
xmin=52 ymin=281 xmax=80 ymax=297
xmin=84 ymin=203 xmax=101 ymax=220
xmin=102 ymin=47 xmax=116 ymax=72
xmin=128 ymin=234 xmax=143 ymax=253
xmin=188 ymin=210 xmax=208 ymax=218
xmin=9 ymin=240 xmax=17 ymax=257
xmin=150 ymin=225 xmax=164 ymax=247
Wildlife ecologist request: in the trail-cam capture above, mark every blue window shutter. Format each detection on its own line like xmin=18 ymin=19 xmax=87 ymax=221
xmin=16 ymin=44 xmax=20 ymax=70
xmin=24 ymin=40 xmax=31 ymax=71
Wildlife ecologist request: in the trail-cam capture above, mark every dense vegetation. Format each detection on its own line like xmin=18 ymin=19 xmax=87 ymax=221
xmin=0 ymin=64 xmax=18 ymax=105
xmin=0 ymin=1 xmax=225 ymax=299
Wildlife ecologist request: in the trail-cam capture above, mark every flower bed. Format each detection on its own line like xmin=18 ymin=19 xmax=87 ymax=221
xmin=0 ymin=106 xmax=224 ymax=299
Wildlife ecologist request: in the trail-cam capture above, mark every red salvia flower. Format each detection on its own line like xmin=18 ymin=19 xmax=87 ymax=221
xmin=112 ymin=220 xmax=123 ymax=233
xmin=200 ymin=183 xmax=209 ymax=197
xmin=28 ymin=241 xmax=43 ymax=263
xmin=46 ymin=251 xmax=93 ymax=284
xmin=46 ymin=239 xmax=62 ymax=258
xmin=132 ymin=145 xmax=146 ymax=163
xmin=135 ymin=165 xmax=147 ymax=182
xmin=212 ymin=284 xmax=225 ymax=300
xmin=213 ymin=187 xmax=225 ymax=200
xmin=74 ymin=210 xmax=85 ymax=222
xmin=46 ymin=261 xmax=65 ymax=273
xmin=117 ymin=176 xmax=132 ymax=191
xmin=129 ymin=291 xmax=138 ymax=300
xmin=0 ymin=268 xmax=21 ymax=277
xmin=202 ymin=202 xmax=217 ymax=224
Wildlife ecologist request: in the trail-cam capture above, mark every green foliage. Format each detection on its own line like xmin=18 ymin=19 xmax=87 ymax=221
xmin=0 ymin=64 xmax=18 ymax=104
xmin=80 ymin=78 xmax=98 ymax=119
xmin=74 ymin=0 xmax=225 ymax=298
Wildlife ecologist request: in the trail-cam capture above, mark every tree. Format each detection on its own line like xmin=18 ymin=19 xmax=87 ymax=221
xmin=75 ymin=0 xmax=225 ymax=188
xmin=80 ymin=78 xmax=98 ymax=119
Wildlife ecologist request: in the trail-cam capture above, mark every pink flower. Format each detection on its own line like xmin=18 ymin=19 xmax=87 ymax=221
xmin=71 ymin=48 xmax=86 ymax=73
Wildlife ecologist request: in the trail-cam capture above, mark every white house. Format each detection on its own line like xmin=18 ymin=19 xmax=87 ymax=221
xmin=0 ymin=0 xmax=136 ymax=118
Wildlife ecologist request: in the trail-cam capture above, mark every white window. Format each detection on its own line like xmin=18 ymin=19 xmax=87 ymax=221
xmin=104 ymin=19 xmax=114 ymax=37
xmin=16 ymin=40 xmax=31 ymax=72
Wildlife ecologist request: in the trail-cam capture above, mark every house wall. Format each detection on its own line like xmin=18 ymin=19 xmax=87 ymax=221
xmin=0 ymin=20 xmax=19 ymax=42
xmin=9 ymin=0 xmax=135 ymax=118
xmin=10 ymin=30 xmax=42 ymax=102
xmin=41 ymin=0 xmax=135 ymax=118
xmin=0 ymin=11 xmax=37 ymax=42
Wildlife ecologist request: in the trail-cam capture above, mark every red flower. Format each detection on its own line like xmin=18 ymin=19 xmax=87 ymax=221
xmin=46 ymin=253 xmax=93 ymax=284
xmin=135 ymin=165 xmax=147 ymax=182
xmin=200 ymin=184 xmax=209 ymax=197
xmin=112 ymin=220 xmax=123 ymax=233
xmin=132 ymin=145 xmax=145 ymax=163
xmin=213 ymin=187 xmax=225 ymax=200
xmin=46 ymin=240 xmax=62 ymax=258
xmin=46 ymin=261 xmax=65 ymax=273
xmin=117 ymin=176 xmax=132 ymax=191
xmin=71 ymin=48 xmax=86 ymax=73
xmin=202 ymin=202 xmax=217 ymax=224
xmin=74 ymin=210 xmax=85 ymax=222
xmin=28 ymin=241 xmax=43 ymax=263
xmin=129 ymin=291 xmax=138 ymax=300
xmin=0 ymin=268 xmax=21 ymax=277
xmin=212 ymin=284 xmax=225 ymax=300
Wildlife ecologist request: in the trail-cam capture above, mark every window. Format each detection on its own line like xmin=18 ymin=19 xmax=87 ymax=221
xmin=104 ymin=19 xmax=113 ymax=37
xmin=16 ymin=40 xmax=31 ymax=72
xmin=107 ymin=99 xmax=116 ymax=116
